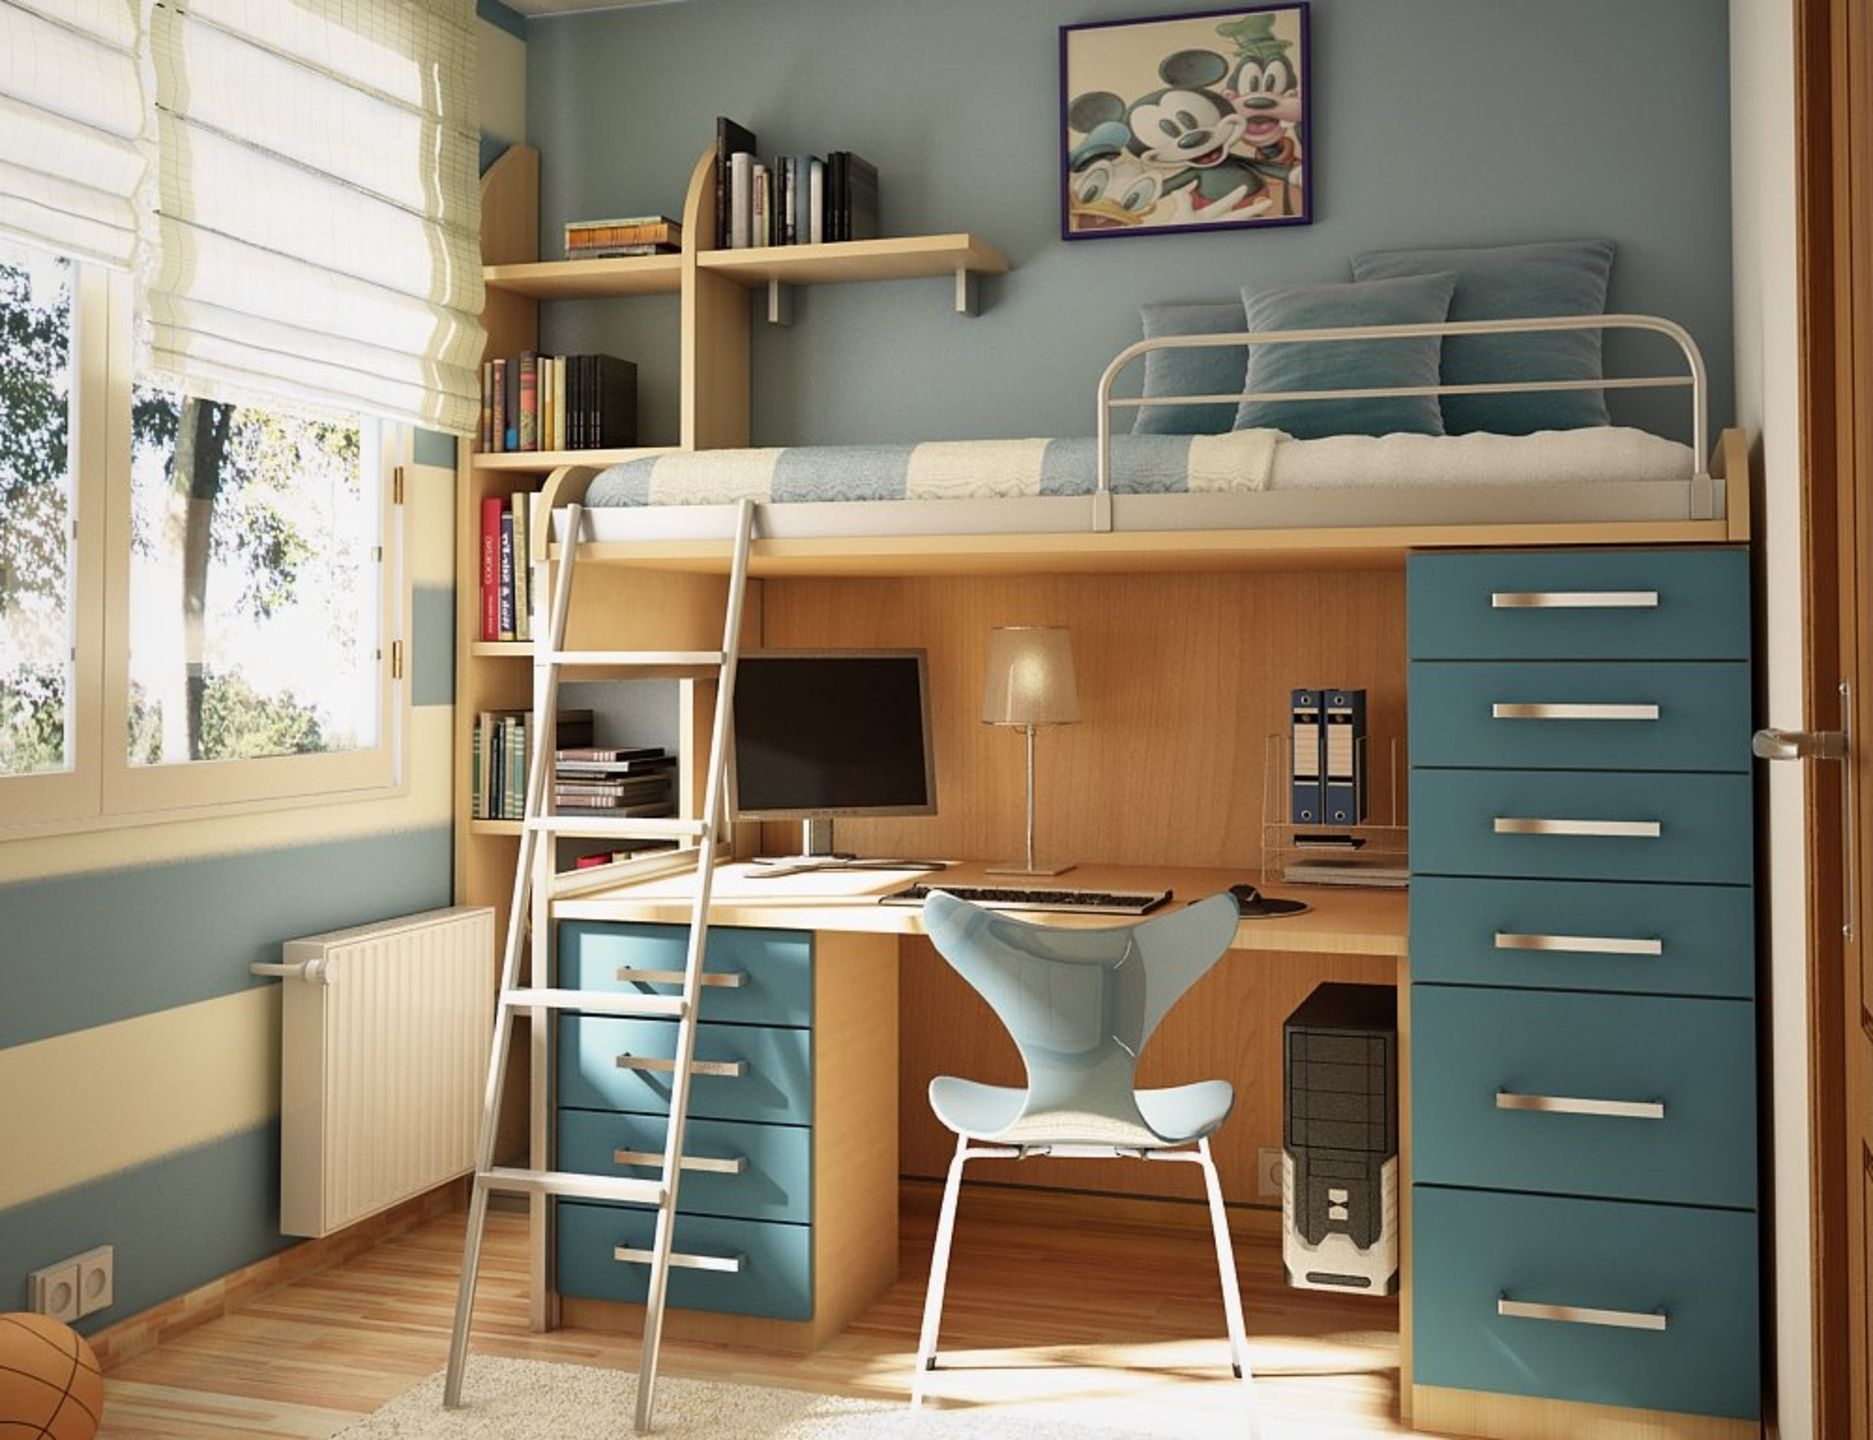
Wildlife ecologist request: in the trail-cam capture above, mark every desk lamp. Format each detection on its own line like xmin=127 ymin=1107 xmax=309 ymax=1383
xmin=981 ymin=625 xmax=1080 ymax=876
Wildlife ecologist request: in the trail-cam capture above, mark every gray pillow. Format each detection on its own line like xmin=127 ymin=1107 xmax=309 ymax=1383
xmin=1134 ymin=301 xmax=1248 ymax=435
xmin=1351 ymin=239 xmax=1616 ymax=434
xmin=1234 ymin=272 xmax=1457 ymax=439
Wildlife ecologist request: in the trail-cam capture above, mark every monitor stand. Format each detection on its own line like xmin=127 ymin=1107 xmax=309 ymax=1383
xmin=747 ymin=818 xmax=945 ymax=879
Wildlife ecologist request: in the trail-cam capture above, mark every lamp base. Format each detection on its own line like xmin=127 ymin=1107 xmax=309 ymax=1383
xmin=984 ymin=860 xmax=1077 ymax=878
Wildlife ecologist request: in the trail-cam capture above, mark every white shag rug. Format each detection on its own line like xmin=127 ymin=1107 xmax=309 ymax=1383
xmin=332 ymin=1357 xmax=1177 ymax=1439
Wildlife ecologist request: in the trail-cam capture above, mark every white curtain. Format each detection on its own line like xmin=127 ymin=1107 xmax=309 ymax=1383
xmin=0 ymin=0 xmax=151 ymax=268
xmin=143 ymin=0 xmax=484 ymax=432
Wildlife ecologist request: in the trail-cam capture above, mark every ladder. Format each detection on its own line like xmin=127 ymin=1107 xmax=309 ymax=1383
xmin=443 ymin=497 xmax=758 ymax=1433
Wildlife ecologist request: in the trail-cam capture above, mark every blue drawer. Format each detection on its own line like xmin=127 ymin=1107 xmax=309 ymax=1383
xmin=557 ymin=922 xmax=813 ymax=1029
xmin=1414 ymin=1185 xmax=1759 ymax=1419
xmin=1410 ymin=769 xmax=1752 ymax=884
xmin=557 ymin=1109 xmax=812 ymax=1224
xmin=1410 ymin=876 xmax=1754 ymax=999
xmin=556 ymin=1200 xmax=811 ymax=1321
xmin=1408 ymin=662 xmax=1751 ymax=772
xmin=1407 ymin=550 xmax=1749 ymax=661
xmin=558 ymin=1017 xmax=813 ymax=1126
xmin=1411 ymin=986 xmax=1756 ymax=1208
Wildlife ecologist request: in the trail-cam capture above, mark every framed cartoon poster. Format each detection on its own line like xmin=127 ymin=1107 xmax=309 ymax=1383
xmin=1061 ymin=4 xmax=1310 ymax=240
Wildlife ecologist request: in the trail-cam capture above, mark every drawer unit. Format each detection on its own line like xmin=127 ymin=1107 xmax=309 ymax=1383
xmin=1406 ymin=549 xmax=1749 ymax=661
xmin=1411 ymin=986 xmax=1756 ymax=1208
xmin=556 ymin=1200 xmax=812 ymax=1321
xmin=1413 ymin=1185 xmax=1760 ymax=1420
xmin=1410 ymin=768 xmax=1752 ymax=884
xmin=557 ymin=1015 xmax=813 ymax=1126
xmin=557 ymin=1109 xmax=812 ymax=1225
xmin=1407 ymin=661 xmax=1751 ymax=773
xmin=1409 ymin=876 xmax=1754 ymax=998
xmin=557 ymin=922 xmax=813 ymax=1028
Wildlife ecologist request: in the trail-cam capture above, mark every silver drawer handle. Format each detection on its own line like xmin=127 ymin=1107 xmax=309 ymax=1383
xmin=613 ymin=1148 xmax=749 ymax=1176
xmin=1494 ymin=817 xmax=1662 ymax=839
xmin=614 ymin=1246 xmax=745 ymax=1274
xmin=1491 ymin=590 xmax=1660 ymax=609
xmin=616 ymin=967 xmax=746 ymax=988
xmin=1491 ymin=702 xmax=1661 ymax=722
xmin=1497 ymin=1090 xmax=1666 ymax=1121
xmin=615 ymin=1054 xmax=747 ymax=1078
xmin=1498 ymin=1296 xmax=1668 ymax=1332
xmin=1494 ymin=931 xmax=1664 ymax=957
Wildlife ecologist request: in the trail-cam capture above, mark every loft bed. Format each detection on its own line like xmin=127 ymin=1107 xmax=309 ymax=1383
xmin=535 ymin=313 xmax=1748 ymax=576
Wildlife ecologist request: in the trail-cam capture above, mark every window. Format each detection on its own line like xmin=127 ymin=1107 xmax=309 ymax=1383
xmin=0 ymin=257 xmax=405 ymax=833
xmin=0 ymin=241 xmax=76 ymax=779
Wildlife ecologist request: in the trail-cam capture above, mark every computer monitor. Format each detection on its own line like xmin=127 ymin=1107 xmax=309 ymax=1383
xmin=731 ymin=650 xmax=937 ymax=869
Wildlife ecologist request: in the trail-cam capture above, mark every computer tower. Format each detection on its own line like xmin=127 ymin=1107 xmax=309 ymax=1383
xmin=1282 ymin=981 xmax=1398 ymax=1294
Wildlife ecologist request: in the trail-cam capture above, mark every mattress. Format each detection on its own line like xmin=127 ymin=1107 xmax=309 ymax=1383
xmin=582 ymin=428 xmax=1696 ymax=509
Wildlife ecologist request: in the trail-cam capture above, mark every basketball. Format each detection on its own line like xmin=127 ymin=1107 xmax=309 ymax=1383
xmin=0 ymin=1312 xmax=103 ymax=1439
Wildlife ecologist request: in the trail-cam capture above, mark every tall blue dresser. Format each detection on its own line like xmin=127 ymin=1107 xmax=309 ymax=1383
xmin=548 ymin=920 xmax=899 ymax=1346
xmin=1407 ymin=549 xmax=1760 ymax=1434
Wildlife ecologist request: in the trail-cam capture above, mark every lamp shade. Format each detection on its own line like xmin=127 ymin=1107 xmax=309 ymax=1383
xmin=980 ymin=626 xmax=1080 ymax=726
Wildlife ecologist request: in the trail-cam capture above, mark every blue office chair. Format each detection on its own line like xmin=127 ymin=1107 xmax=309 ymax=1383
xmin=911 ymin=890 xmax=1258 ymax=1422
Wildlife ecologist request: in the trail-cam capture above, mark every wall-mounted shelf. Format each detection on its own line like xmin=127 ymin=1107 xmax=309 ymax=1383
xmin=484 ymin=253 xmax=683 ymax=300
xmin=475 ymin=447 xmax=675 ymax=473
xmin=700 ymin=234 xmax=1006 ymax=323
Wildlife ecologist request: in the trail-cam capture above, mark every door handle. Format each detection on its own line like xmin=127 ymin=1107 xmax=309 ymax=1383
xmin=1753 ymin=678 xmax=1854 ymax=939
xmin=1492 ymin=702 xmax=1661 ymax=722
xmin=1498 ymin=1295 xmax=1668 ymax=1332
xmin=1496 ymin=1090 xmax=1666 ymax=1121
xmin=1491 ymin=590 xmax=1659 ymax=609
xmin=1494 ymin=817 xmax=1662 ymax=839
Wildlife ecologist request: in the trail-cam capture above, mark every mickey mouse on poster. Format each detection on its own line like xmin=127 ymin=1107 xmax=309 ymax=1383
xmin=1066 ymin=10 xmax=1304 ymax=229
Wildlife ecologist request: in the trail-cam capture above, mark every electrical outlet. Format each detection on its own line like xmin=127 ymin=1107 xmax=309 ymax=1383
xmin=74 ymin=1245 xmax=113 ymax=1317
xmin=28 ymin=1259 xmax=81 ymax=1323
xmin=1257 ymin=1146 xmax=1285 ymax=1199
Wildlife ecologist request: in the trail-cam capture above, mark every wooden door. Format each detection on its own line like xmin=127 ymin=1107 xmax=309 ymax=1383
xmin=1797 ymin=0 xmax=1872 ymax=1432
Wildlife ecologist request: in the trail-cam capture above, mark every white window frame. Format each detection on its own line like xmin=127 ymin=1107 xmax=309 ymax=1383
xmin=0 ymin=263 xmax=410 ymax=836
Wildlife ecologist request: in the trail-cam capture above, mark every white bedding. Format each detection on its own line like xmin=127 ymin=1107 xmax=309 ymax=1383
xmin=1268 ymin=427 xmax=1694 ymax=490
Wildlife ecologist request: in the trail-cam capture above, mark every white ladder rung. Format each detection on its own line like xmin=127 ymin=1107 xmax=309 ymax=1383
xmin=478 ymin=1167 xmax=666 ymax=1206
xmin=528 ymin=816 xmax=710 ymax=840
xmin=503 ymin=988 xmax=687 ymax=1018
xmin=546 ymin=649 xmax=725 ymax=669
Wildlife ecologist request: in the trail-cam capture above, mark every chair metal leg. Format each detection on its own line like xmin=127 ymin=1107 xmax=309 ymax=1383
xmin=1197 ymin=1138 xmax=1257 ymax=1404
xmin=911 ymin=1134 xmax=971 ymax=1409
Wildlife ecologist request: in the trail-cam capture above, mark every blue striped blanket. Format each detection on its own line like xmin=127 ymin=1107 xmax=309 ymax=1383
xmin=584 ymin=431 xmax=1280 ymax=507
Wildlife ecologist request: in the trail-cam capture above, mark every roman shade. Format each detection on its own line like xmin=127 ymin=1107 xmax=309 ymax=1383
xmin=0 ymin=0 xmax=151 ymax=268
xmin=143 ymin=0 xmax=484 ymax=432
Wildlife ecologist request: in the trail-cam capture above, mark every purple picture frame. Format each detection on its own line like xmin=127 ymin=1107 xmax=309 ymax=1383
xmin=1060 ymin=3 xmax=1312 ymax=242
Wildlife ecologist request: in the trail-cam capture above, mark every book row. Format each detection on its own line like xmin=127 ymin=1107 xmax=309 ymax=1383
xmin=563 ymin=215 xmax=681 ymax=260
xmin=480 ymin=352 xmax=637 ymax=453
xmin=716 ymin=117 xmax=878 ymax=249
xmin=479 ymin=492 xmax=532 ymax=643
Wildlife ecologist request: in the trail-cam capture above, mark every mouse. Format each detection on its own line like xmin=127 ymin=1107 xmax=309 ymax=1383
xmin=1229 ymin=882 xmax=1311 ymax=918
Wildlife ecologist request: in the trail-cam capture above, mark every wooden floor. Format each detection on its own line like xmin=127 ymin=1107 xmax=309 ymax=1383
xmin=97 ymin=1192 xmax=1420 ymax=1437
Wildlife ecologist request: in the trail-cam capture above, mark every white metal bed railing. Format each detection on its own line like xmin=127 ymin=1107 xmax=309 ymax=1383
xmin=1094 ymin=313 xmax=1710 ymax=533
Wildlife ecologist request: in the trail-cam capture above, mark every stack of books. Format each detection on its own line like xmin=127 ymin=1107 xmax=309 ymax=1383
xmin=474 ymin=709 xmax=596 ymax=820
xmin=716 ymin=116 xmax=879 ymax=250
xmin=479 ymin=492 xmax=533 ymax=642
xmin=479 ymin=351 xmax=637 ymax=453
xmin=563 ymin=215 xmax=681 ymax=259
xmin=555 ymin=745 xmax=676 ymax=816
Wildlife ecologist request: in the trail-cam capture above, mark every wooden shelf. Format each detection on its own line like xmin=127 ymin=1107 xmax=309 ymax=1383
xmin=696 ymin=234 xmax=1008 ymax=288
xmin=470 ymin=640 xmax=533 ymax=658
xmin=475 ymin=447 xmax=674 ymax=473
xmin=483 ymin=253 xmax=682 ymax=300
xmin=469 ymin=818 xmax=524 ymax=837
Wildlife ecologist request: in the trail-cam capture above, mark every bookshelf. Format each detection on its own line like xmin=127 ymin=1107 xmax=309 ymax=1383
xmin=456 ymin=140 xmax=1010 ymax=1168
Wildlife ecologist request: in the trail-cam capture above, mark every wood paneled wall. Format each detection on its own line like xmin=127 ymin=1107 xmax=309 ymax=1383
xmin=759 ymin=569 xmax=1406 ymax=871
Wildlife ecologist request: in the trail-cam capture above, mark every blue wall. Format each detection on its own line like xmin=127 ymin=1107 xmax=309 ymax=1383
xmin=528 ymin=0 xmax=1732 ymax=449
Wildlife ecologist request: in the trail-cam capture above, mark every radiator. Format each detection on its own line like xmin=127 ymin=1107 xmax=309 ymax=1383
xmin=267 ymin=906 xmax=495 ymax=1238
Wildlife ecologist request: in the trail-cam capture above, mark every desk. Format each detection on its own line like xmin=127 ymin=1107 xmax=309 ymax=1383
xmin=546 ymin=860 xmax=1412 ymax=1378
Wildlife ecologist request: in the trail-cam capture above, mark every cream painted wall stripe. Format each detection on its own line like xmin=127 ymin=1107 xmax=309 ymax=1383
xmin=406 ymin=459 xmax=457 ymax=589
xmin=0 ymin=704 xmax=455 ymax=884
xmin=0 ymin=988 xmax=281 ymax=1211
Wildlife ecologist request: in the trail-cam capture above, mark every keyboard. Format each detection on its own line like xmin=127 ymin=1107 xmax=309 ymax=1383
xmin=879 ymin=883 xmax=1172 ymax=916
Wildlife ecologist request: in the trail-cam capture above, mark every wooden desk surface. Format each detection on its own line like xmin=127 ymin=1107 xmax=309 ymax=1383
xmin=553 ymin=860 xmax=1408 ymax=958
